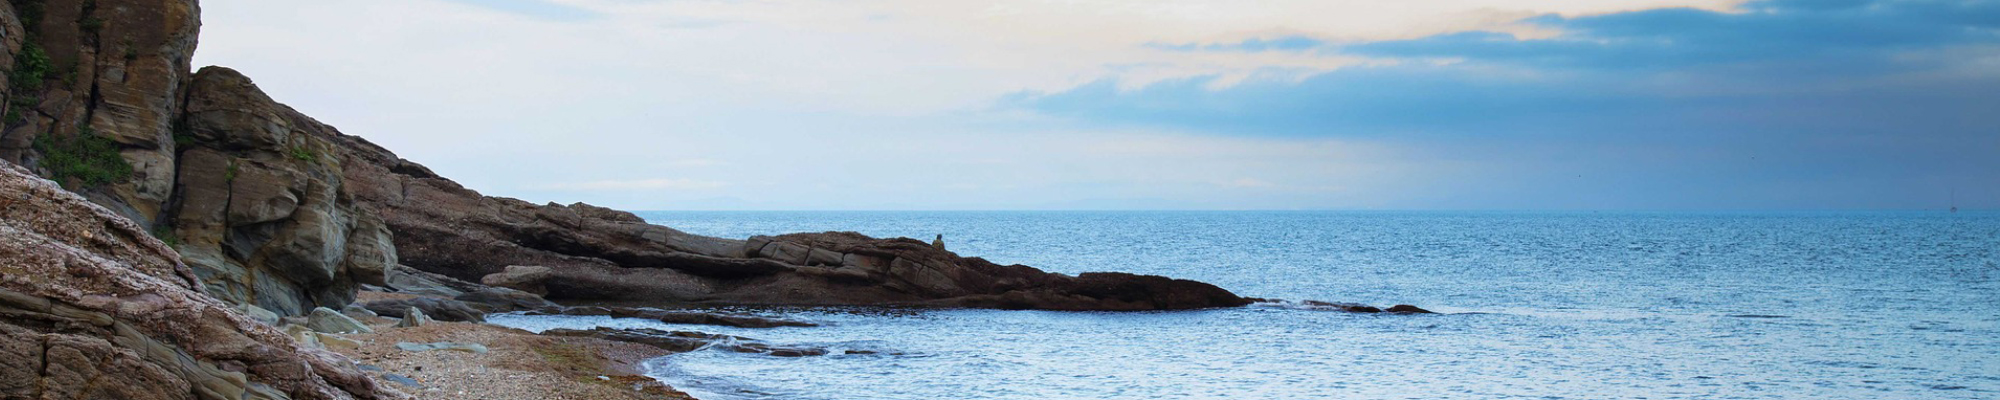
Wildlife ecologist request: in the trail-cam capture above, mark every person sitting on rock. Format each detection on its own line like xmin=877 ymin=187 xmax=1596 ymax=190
xmin=932 ymin=234 xmax=946 ymax=251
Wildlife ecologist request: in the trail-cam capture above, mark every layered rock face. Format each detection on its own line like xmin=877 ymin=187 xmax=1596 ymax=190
xmin=0 ymin=0 xmax=392 ymax=317
xmin=0 ymin=0 xmax=200 ymax=228
xmin=0 ymin=161 xmax=402 ymax=400
xmin=163 ymin=67 xmax=396 ymax=316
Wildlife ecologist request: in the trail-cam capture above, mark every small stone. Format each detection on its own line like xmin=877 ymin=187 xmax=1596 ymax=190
xmin=396 ymin=341 xmax=488 ymax=354
xmin=381 ymin=373 xmax=426 ymax=389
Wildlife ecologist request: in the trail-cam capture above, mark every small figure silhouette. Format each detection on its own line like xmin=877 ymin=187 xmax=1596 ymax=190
xmin=932 ymin=234 xmax=947 ymax=251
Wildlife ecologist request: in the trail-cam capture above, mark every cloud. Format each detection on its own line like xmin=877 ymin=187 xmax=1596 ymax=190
xmin=1009 ymin=0 xmax=2000 ymax=138
xmin=190 ymin=0 xmax=1999 ymax=210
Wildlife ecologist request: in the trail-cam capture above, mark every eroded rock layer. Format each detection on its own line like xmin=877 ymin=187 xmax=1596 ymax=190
xmin=0 ymin=161 xmax=403 ymax=400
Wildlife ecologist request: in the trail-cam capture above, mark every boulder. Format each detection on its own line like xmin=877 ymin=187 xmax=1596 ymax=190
xmin=396 ymin=307 xmax=433 ymax=328
xmin=481 ymin=265 xmax=554 ymax=295
xmin=0 ymin=161 xmax=403 ymax=399
xmin=306 ymin=307 xmax=374 ymax=334
xmin=362 ymin=298 xmax=485 ymax=323
xmin=343 ymin=304 xmax=381 ymax=320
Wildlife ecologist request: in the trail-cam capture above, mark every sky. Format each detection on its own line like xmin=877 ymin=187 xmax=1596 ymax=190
xmin=193 ymin=0 xmax=2000 ymax=210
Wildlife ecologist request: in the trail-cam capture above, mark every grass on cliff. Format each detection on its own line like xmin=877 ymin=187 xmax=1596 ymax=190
xmin=33 ymin=126 xmax=132 ymax=189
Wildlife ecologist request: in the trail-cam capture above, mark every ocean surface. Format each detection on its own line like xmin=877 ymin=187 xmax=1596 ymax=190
xmin=489 ymin=211 xmax=2000 ymax=399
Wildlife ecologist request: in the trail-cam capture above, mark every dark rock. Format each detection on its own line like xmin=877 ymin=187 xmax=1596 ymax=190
xmin=527 ymin=306 xmax=816 ymax=328
xmin=1302 ymin=301 xmax=1383 ymax=313
xmin=1386 ymin=305 xmax=1435 ymax=314
xmin=543 ymin=327 xmax=830 ymax=357
xmin=362 ymin=298 xmax=485 ymax=323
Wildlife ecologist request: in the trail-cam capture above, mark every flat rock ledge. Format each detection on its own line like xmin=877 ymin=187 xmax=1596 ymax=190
xmin=526 ymin=306 xmax=818 ymax=328
xmin=543 ymin=327 xmax=878 ymax=357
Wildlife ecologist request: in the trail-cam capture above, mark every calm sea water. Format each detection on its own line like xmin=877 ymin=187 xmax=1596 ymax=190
xmin=490 ymin=211 xmax=2000 ymax=399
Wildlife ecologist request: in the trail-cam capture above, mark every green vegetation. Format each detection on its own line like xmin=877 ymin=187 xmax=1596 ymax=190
xmin=33 ymin=126 xmax=132 ymax=189
xmin=10 ymin=43 xmax=51 ymax=87
xmin=290 ymin=146 xmax=317 ymax=162
xmin=150 ymin=224 xmax=180 ymax=248
xmin=224 ymin=161 xmax=239 ymax=182
xmin=8 ymin=42 xmax=51 ymax=127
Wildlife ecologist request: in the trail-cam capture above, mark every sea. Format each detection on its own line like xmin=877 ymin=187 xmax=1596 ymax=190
xmin=487 ymin=211 xmax=2000 ymax=400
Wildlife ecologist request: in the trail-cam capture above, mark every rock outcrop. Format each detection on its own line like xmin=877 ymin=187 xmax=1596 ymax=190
xmin=0 ymin=161 xmax=403 ymax=400
xmin=1 ymin=0 xmax=395 ymax=317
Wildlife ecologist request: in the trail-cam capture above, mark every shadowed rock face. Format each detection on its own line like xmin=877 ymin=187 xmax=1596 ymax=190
xmin=0 ymin=161 xmax=404 ymax=400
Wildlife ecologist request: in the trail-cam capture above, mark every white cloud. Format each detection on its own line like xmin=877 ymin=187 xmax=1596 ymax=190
xmin=189 ymin=0 xmax=1744 ymax=210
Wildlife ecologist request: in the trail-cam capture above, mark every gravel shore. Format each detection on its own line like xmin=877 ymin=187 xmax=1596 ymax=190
xmin=327 ymin=313 xmax=696 ymax=400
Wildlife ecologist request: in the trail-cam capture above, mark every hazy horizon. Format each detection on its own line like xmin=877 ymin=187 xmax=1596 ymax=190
xmin=194 ymin=0 xmax=2000 ymax=211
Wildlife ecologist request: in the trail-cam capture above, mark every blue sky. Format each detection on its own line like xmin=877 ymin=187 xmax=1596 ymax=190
xmin=195 ymin=0 xmax=1997 ymax=210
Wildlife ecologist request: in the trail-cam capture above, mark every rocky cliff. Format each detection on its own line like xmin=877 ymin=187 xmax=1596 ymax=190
xmin=1 ymin=0 xmax=395 ymax=317
xmin=0 ymin=0 xmax=1250 ymax=314
xmin=0 ymin=161 xmax=402 ymax=400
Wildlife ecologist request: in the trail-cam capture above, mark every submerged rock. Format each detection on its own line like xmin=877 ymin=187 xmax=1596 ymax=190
xmin=1386 ymin=305 xmax=1435 ymax=314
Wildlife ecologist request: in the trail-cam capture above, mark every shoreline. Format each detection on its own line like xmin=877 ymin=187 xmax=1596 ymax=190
xmin=326 ymin=292 xmax=698 ymax=400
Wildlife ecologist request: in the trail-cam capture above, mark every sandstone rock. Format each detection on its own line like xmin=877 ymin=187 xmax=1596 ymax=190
xmin=481 ymin=265 xmax=554 ymax=295
xmin=386 ymin=267 xmax=483 ymax=298
xmin=306 ymin=307 xmax=374 ymax=334
xmin=395 ymin=307 xmax=433 ymax=328
xmin=362 ymin=297 xmax=485 ymax=323
xmin=454 ymin=286 xmax=557 ymax=312
xmin=316 ymin=333 xmax=364 ymax=351
xmin=395 ymin=342 xmax=488 ymax=354
xmin=0 ymin=161 xmax=404 ymax=399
